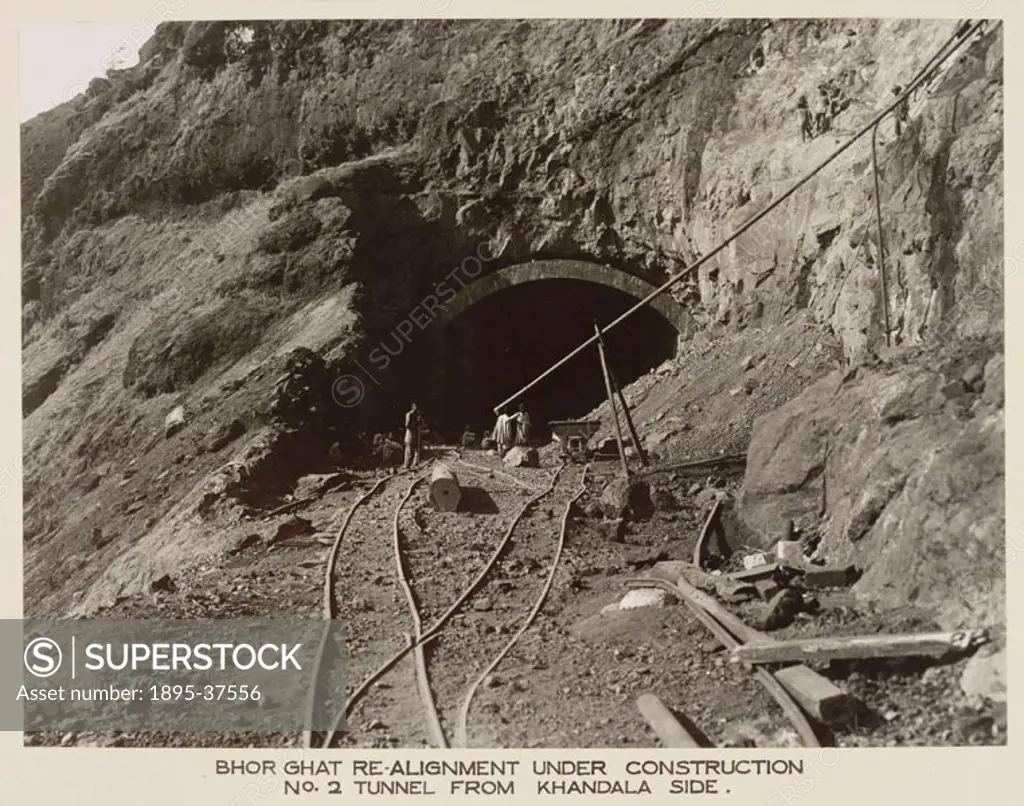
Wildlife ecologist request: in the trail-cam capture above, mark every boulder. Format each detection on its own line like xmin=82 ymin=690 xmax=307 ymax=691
xmin=649 ymin=484 xmax=679 ymax=511
xmin=164 ymin=405 xmax=187 ymax=438
xmin=619 ymin=588 xmax=676 ymax=611
xmin=595 ymin=436 xmax=634 ymax=455
xmin=599 ymin=477 xmax=654 ymax=521
xmin=268 ymin=516 xmax=315 ymax=545
xmin=754 ymin=578 xmax=781 ymax=601
xmin=645 ymin=429 xmax=677 ymax=448
xmin=294 ymin=473 xmax=346 ymax=500
xmin=738 ymin=376 xmax=833 ymax=535
xmin=758 ymin=588 xmax=803 ymax=631
xmin=503 ymin=446 xmax=539 ymax=468
xmin=714 ymin=578 xmax=756 ymax=602
xmin=721 ymin=717 xmax=801 ymax=749
xmin=695 ymin=487 xmax=723 ymax=510
xmin=960 ymin=643 xmax=1006 ymax=703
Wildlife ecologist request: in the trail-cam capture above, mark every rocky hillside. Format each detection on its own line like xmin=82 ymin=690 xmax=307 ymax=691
xmin=21 ymin=19 xmax=1003 ymax=641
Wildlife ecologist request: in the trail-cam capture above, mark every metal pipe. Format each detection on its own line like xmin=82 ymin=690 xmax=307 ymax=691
xmin=492 ymin=20 xmax=987 ymax=416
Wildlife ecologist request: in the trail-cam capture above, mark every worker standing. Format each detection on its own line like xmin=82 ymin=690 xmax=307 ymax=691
xmin=815 ymin=85 xmax=830 ymax=134
xmin=798 ymin=95 xmax=814 ymax=142
xmin=827 ymin=85 xmax=842 ymax=124
xmin=403 ymin=402 xmax=424 ymax=469
xmin=493 ymin=408 xmax=511 ymax=456
xmin=513 ymin=402 xmax=532 ymax=446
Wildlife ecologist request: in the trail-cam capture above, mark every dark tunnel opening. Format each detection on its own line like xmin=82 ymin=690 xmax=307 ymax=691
xmin=432 ymin=279 xmax=679 ymax=442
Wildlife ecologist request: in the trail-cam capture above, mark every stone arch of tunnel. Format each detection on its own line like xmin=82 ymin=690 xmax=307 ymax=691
xmin=395 ymin=260 xmax=695 ymax=442
xmin=434 ymin=260 xmax=694 ymax=336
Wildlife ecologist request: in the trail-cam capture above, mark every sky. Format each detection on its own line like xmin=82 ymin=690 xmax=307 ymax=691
xmin=19 ymin=24 xmax=153 ymax=122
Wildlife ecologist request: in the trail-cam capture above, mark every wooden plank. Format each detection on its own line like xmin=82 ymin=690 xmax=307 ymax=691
xmin=728 ymin=563 xmax=780 ymax=583
xmin=645 ymin=561 xmax=696 ymax=584
xmin=773 ymin=664 xmax=855 ymax=727
xmin=670 ymin=569 xmax=858 ymax=732
xmin=802 ymin=564 xmax=858 ymax=589
xmin=636 ymin=694 xmax=703 ymax=748
xmin=733 ymin=631 xmax=981 ymax=665
xmin=429 ymin=463 xmax=461 ymax=512
xmin=626 ymin=576 xmax=821 ymax=748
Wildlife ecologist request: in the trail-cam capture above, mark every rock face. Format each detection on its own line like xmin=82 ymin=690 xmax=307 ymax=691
xmin=738 ymin=355 xmax=1004 ymax=631
xmin=19 ymin=20 xmax=1004 ymax=622
xmin=21 ymin=21 xmax=1002 ymax=369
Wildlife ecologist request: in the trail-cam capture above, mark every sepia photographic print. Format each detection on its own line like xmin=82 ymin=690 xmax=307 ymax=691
xmin=18 ymin=14 xmax=1005 ymax=752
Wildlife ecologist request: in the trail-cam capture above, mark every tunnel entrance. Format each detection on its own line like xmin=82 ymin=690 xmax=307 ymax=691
xmin=437 ymin=278 xmax=679 ymax=442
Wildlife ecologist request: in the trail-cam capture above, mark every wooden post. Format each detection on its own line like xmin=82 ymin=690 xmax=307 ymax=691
xmin=430 ymin=463 xmax=461 ymax=512
xmin=595 ymin=322 xmax=631 ymax=479
xmin=636 ymin=694 xmax=703 ymax=747
xmin=601 ymin=339 xmax=648 ymax=467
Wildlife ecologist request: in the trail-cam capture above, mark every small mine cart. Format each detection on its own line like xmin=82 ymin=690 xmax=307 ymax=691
xmin=549 ymin=419 xmax=601 ymax=464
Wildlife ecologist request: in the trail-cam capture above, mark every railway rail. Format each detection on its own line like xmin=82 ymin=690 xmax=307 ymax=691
xmin=300 ymin=448 xmax=831 ymax=750
xmin=302 ymin=452 xmax=590 ymax=749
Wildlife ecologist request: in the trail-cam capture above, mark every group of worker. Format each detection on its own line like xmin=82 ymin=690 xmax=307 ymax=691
xmin=492 ymin=403 xmax=532 ymax=456
xmin=400 ymin=400 xmax=533 ymax=468
xmin=798 ymin=82 xmax=846 ymax=141
xmin=799 ymin=82 xmax=910 ymax=142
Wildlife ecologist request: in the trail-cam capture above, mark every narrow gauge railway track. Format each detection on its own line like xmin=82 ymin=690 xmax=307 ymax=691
xmin=454 ymin=464 xmax=589 ymax=747
xmin=390 ymin=460 xmax=588 ymax=748
xmin=303 ymin=469 xmax=425 ymax=748
xmin=305 ymin=451 xmax=591 ymax=749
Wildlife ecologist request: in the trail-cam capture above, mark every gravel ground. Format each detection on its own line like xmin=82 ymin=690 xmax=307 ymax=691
xmin=26 ymin=448 xmax=1004 ymax=750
